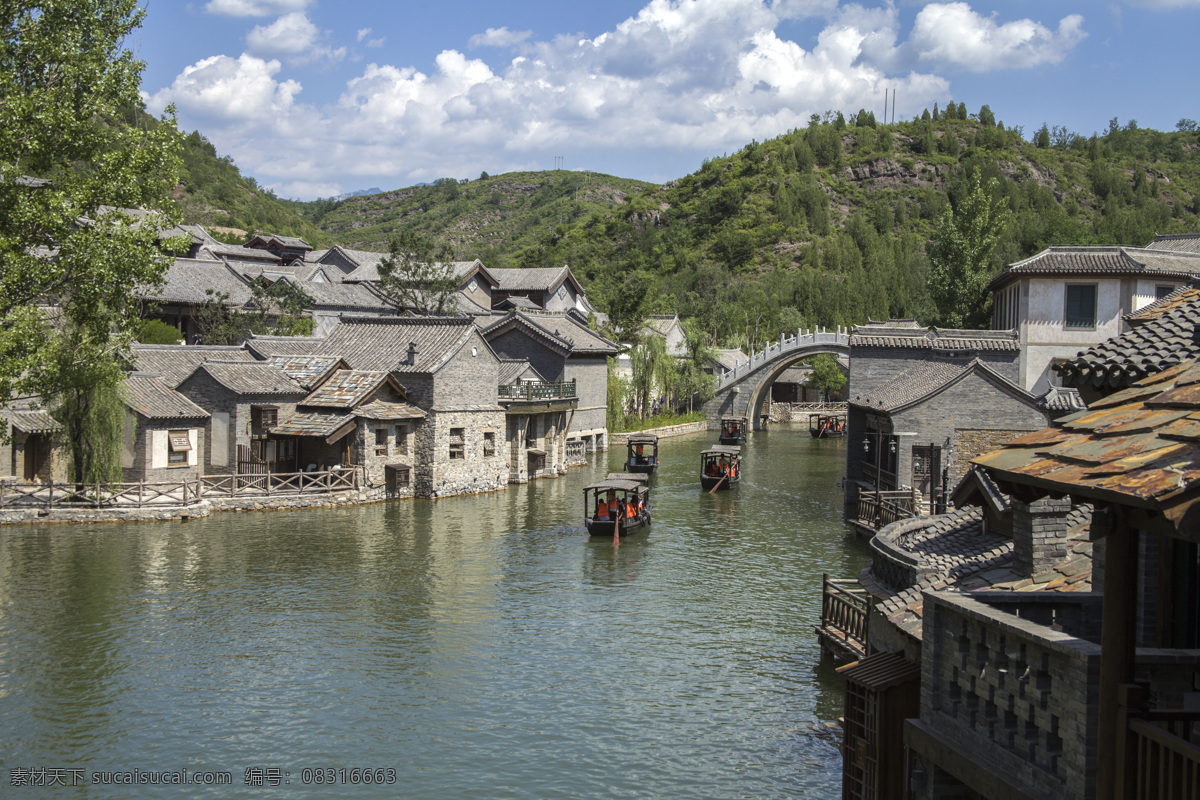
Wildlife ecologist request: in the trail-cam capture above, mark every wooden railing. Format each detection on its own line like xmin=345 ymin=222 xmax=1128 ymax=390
xmin=0 ymin=479 xmax=201 ymax=509
xmin=0 ymin=469 xmax=358 ymax=511
xmin=1122 ymin=703 xmax=1200 ymax=800
xmin=498 ymin=381 xmax=577 ymax=400
xmin=856 ymin=490 xmax=918 ymax=531
xmin=820 ymin=574 xmax=872 ymax=654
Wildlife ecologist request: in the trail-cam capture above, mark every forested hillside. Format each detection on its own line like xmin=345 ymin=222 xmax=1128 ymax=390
xmin=175 ymin=103 xmax=1200 ymax=352
xmin=175 ymin=130 xmax=329 ymax=245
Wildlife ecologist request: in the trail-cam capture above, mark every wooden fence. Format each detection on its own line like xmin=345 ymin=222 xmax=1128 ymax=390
xmin=856 ymin=490 xmax=919 ymax=531
xmin=0 ymin=468 xmax=358 ymax=511
xmin=1124 ymin=708 xmax=1200 ymax=800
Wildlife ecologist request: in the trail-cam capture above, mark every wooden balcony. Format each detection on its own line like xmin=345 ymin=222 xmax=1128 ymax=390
xmin=815 ymin=574 xmax=872 ymax=660
xmin=1118 ymin=685 xmax=1200 ymax=800
xmin=855 ymin=490 xmax=919 ymax=533
xmin=498 ymin=381 xmax=577 ymax=401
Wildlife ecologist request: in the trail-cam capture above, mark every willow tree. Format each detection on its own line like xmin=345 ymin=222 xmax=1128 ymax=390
xmin=627 ymin=335 xmax=672 ymax=420
xmin=0 ymin=1 xmax=183 ymax=412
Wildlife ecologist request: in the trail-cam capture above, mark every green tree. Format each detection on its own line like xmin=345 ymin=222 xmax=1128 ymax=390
xmin=676 ymin=318 xmax=716 ymax=412
xmin=606 ymin=357 xmax=626 ymax=432
xmin=0 ymin=0 xmax=184 ymax=409
xmin=46 ymin=328 xmax=127 ymax=487
xmin=195 ymin=279 xmax=314 ymax=345
xmin=805 ymin=354 xmax=846 ymax=401
xmin=628 ymin=335 xmax=670 ymax=420
xmin=927 ymin=173 xmax=1012 ymax=328
xmin=376 ymin=230 xmax=459 ymax=315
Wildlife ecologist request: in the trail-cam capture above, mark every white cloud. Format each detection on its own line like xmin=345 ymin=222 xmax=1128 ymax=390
xmin=204 ymin=0 xmax=311 ymax=17
xmin=144 ymin=53 xmax=303 ymax=122
xmin=469 ymin=27 xmax=533 ymax=49
xmin=153 ymin=0 xmax=1091 ymax=198
xmin=356 ymin=28 xmax=385 ymax=47
xmin=246 ymin=12 xmax=346 ymax=65
xmin=905 ymin=3 xmax=1086 ymax=71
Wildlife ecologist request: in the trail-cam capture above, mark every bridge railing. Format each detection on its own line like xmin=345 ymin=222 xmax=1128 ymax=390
xmin=718 ymin=326 xmax=851 ymax=389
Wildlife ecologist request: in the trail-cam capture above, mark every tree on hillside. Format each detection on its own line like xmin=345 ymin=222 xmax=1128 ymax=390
xmin=376 ymin=230 xmax=459 ymax=316
xmin=0 ymin=0 xmax=183 ymax=416
xmin=927 ymin=173 xmax=1012 ymax=329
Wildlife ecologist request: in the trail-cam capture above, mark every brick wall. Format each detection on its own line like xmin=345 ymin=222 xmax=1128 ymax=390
xmin=415 ymin=408 xmax=507 ymax=497
xmin=912 ymin=591 xmax=1101 ymax=800
xmin=431 ymin=330 xmax=500 ymax=408
xmin=1012 ymin=496 xmax=1074 ymax=578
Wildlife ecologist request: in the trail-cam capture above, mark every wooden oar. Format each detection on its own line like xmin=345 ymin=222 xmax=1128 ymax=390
xmin=709 ymin=473 xmax=727 ymax=494
xmin=613 ymin=504 xmax=620 ymax=546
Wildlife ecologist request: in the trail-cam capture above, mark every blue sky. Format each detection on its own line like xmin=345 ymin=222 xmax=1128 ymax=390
xmin=136 ymin=0 xmax=1200 ymax=201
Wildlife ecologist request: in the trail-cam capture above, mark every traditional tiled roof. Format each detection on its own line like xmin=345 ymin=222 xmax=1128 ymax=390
xmin=270 ymin=411 xmax=352 ymax=438
xmin=143 ymin=258 xmax=255 ymax=306
xmin=480 ymin=310 xmax=618 ymax=357
xmin=1146 ymin=233 xmax=1200 ymax=255
xmin=496 ymin=296 xmax=540 ymax=310
xmin=301 ymin=281 xmax=391 ymax=311
xmin=124 ymin=374 xmax=210 ymax=419
xmin=709 ymin=348 xmax=750 ymax=372
xmin=974 ymin=359 xmax=1200 ymax=535
xmin=184 ymin=361 xmax=306 ymax=396
xmin=1055 ymin=293 xmax=1200 ymax=391
xmin=490 ymin=266 xmax=578 ymax=293
xmin=850 ymin=324 xmax=1019 ymax=352
xmin=341 ymin=253 xmax=482 ymax=284
xmin=867 ymin=506 xmax=1093 ymax=643
xmin=130 ymin=344 xmax=258 ymax=386
xmin=243 ymin=335 xmax=325 ymax=360
xmin=851 ymin=358 xmax=1033 ymax=413
xmin=498 ymin=359 xmax=546 ymax=385
xmin=198 ymin=243 xmax=281 ymax=264
xmin=1038 ymin=386 xmax=1088 ymax=416
xmin=5 ymin=408 xmax=61 ymax=434
xmin=266 ymin=355 xmax=343 ymax=390
xmin=301 ymin=371 xmax=392 ymax=410
xmin=988 ymin=245 xmax=1200 ymax=293
xmin=314 ymin=316 xmax=480 ymax=373
xmin=354 ymin=399 xmax=425 ymax=421
xmin=1125 ymin=285 xmax=1200 ymax=325
xmin=248 ymin=233 xmax=312 ymax=251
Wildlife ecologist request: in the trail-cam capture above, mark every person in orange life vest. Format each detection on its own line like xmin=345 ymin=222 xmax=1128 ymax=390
xmin=635 ymin=444 xmax=644 ymax=464
xmin=625 ymin=498 xmax=636 ymax=519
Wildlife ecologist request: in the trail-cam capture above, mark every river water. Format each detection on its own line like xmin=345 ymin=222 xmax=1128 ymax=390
xmin=0 ymin=427 xmax=869 ymax=799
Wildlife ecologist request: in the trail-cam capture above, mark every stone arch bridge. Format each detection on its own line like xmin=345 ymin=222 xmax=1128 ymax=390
xmin=703 ymin=327 xmax=851 ymax=429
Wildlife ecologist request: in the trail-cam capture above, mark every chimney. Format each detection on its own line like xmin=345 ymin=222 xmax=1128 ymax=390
xmin=407 ymin=342 xmax=418 ymax=365
xmin=1011 ymin=496 xmax=1074 ymax=578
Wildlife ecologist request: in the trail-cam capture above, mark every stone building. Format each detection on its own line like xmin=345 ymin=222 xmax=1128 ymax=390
xmin=487 ymin=266 xmax=597 ymax=315
xmin=121 ymin=374 xmax=210 ymax=483
xmin=312 ymin=316 xmax=508 ymax=498
xmin=845 ymin=322 xmax=1052 ymax=508
xmin=480 ymin=309 xmax=618 ymax=457
xmin=174 ymin=360 xmax=308 ymax=474
xmin=0 ymin=403 xmax=64 ymax=483
xmin=269 ymin=368 xmax=424 ymax=496
xmin=989 ymin=243 xmax=1199 ymax=395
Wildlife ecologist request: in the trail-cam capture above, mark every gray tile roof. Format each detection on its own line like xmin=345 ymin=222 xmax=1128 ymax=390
xmin=302 ymin=281 xmax=392 ymax=311
xmin=301 ymin=371 xmax=391 ymax=410
xmin=144 ymin=258 xmax=256 ymax=306
xmin=709 ymin=348 xmax=750 ymax=372
xmin=266 ymin=355 xmax=343 ymax=390
xmin=130 ymin=344 xmax=258 ymax=386
xmin=988 ymin=245 xmax=1200 ymax=293
xmin=243 ymin=335 xmax=326 ymax=360
xmin=850 ymin=325 xmax=1019 ymax=352
xmin=6 ymin=408 xmax=61 ymax=433
xmin=270 ymin=411 xmax=351 ymax=438
xmin=1146 ymin=233 xmax=1200 ymax=254
xmin=124 ymin=375 xmax=210 ymax=420
xmin=314 ymin=316 xmax=479 ymax=373
xmin=354 ymin=399 xmax=425 ymax=421
xmin=490 ymin=266 xmax=577 ymax=293
xmin=851 ymin=358 xmax=1033 ymax=413
xmin=480 ymin=310 xmax=618 ymax=356
xmin=498 ymin=359 xmax=546 ymax=385
xmin=186 ymin=361 xmax=307 ymax=397
xmin=1055 ymin=293 xmax=1200 ymax=391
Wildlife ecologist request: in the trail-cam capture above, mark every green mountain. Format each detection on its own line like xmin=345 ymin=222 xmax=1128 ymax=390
xmin=177 ymin=105 xmax=1200 ymax=352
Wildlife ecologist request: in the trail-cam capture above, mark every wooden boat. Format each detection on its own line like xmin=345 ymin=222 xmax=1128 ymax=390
xmin=625 ymin=432 xmax=660 ymax=474
xmin=718 ymin=417 xmax=747 ymax=445
xmin=700 ymin=445 xmax=741 ymax=491
xmin=584 ymin=478 xmax=651 ymax=536
xmin=809 ymin=414 xmax=846 ymax=438
xmin=607 ymin=472 xmax=650 ymax=484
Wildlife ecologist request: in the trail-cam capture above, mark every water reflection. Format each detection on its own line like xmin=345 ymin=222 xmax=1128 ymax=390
xmin=0 ymin=425 xmax=868 ymax=799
